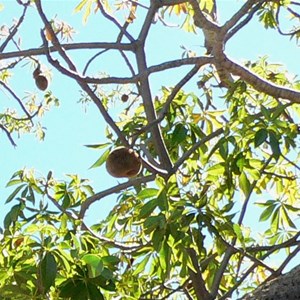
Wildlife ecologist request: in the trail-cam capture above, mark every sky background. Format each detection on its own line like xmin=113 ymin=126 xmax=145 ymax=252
xmin=1 ymin=0 xmax=300 ymax=271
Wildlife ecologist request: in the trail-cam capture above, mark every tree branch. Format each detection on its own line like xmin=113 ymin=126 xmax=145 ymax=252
xmin=221 ymin=232 xmax=300 ymax=299
xmin=96 ymin=0 xmax=135 ymax=43
xmin=171 ymin=128 xmax=224 ymax=176
xmin=135 ymin=1 xmax=173 ymax=171
xmin=186 ymin=248 xmax=213 ymax=300
xmin=0 ymin=80 xmax=32 ymax=121
xmin=224 ymin=0 xmax=265 ymax=42
xmin=131 ymin=65 xmax=201 ymax=142
xmin=0 ymin=124 xmax=17 ymax=147
xmin=0 ymin=42 xmax=134 ymax=60
xmin=79 ymin=174 xmax=155 ymax=218
xmin=223 ymin=55 xmax=300 ymax=103
xmin=211 ymin=156 xmax=272 ymax=298
xmin=0 ymin=3 xmax=28 ymax=52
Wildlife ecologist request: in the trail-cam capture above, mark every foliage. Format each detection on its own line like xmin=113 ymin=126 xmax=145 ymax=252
xmin=1 ymin=0 xmax=300 ymax=299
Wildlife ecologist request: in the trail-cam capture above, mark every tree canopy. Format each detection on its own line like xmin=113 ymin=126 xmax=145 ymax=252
xmin=1 ymin=0 xmax=300 ymax=299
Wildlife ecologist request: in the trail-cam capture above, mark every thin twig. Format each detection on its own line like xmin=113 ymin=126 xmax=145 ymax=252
xmin=96 ymin=0 xmax=135 ymax=42
xmin=82 ymin=49 xmax=109 ymax=76
xmin=0 ymin=80 xmax=32 ymax=120
xmin=0 ymin=3 xmax=28 ymax=52
xmin=0 ymin=124 xmax=17 ymax=147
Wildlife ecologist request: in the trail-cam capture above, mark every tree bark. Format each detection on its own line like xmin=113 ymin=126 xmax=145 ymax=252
xmin=240 ymin=265 xmax=300 ymax=300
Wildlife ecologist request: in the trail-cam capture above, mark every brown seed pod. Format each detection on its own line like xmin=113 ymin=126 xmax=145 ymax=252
xmin=35 ymin=75 xmax=48 ymax=91
xmin=121 ymin=94 xmax=129 ymax=102
xmin=33 ymin=67 xmax=42 ymax=79
xmin=106 ymin=147 xmax=142 ymax=178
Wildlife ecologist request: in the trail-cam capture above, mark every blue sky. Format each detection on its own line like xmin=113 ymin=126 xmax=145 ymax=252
xmin=0 ymin=1 xmax=299 ymax=268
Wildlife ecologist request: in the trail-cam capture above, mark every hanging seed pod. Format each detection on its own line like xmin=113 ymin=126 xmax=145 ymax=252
xmin=121 ymin=94 xmax=129 ymax=102
xmin=33 ymin=66 xmax=42 ymax=79
xmin=106 ymin=147 xmax=142 ymax=178
xmin=35 ymin=75 xmax=48 ymax=91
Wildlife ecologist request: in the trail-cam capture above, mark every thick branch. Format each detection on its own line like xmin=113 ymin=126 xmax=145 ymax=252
xmin=224 ymin=56 xmax=300 ymax=102
xmin=135 ymin=2 xmax=173 ymax=171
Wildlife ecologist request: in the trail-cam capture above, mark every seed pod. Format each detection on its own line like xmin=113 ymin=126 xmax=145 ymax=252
xmin=121 ymin=94 xmax=129 ymax=102
xmin=106 ymin=147 xmax=142 ymax=178
xmin=33 ymin=66 xmax=42 ymax=79
xmin=35 ymin=75 xmax=48 ymax=91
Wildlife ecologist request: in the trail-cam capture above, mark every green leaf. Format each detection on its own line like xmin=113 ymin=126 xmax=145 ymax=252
xmin=41 ymin=252 xmax=57 ymax=292
xmin=132 ymin=254 xmax=151 ymax=276
xmin=269 ymin=131 xmax=281 ymax=160
xmin=254 ymin=128 xmax=268 ymax=148
xmin=83 ymin=0 xmax=92 ymax=24
xmin=159 ymin=240 xmax=171 ymax=276
xmin=144 ymin=215 xmax=165 ymax=233
xmin=239 ymin=172 xmax=251 ymax=197
xmin=87 ymin=283 xmax=104 ymax=300
xmin=139 ymin=198 xmax=158 ymax=219
xmin=271 ymin=103 xmax=290 ymax=120
xmin=261 ymin=105 xmax=271 ymax=120
xmin=171 ymin=123 xmax=188 ymax=146
xmin=89 ymin=148 xmax=110 ymax=169
xmin=5 ymin=184 xmax=26 ymax=203
xmin=281 ymin=207 xmax=296 ymax=229
xmin=101 ymin=256 xmax=120 ymax=266
xmin=4 ymin=204 xmax=22 ymax=228
xmin=233 ymin=224 xmax=245 ymax=248
xmin=207 ymin=163 xmax=225 ymax=175
xmin=152 ymin=228 xmax=164 ymax=252
xmin=259 ymin=204 xmax=276 ymax=222
xmin=6 ymin=179 xmax=22 ymax=187
xmin=271 ymin=207 xmax=280 ymax=231
xmin=59 ymin=280 xmax=87 ymax=298
xmin=219 ymin=139 xmax=228 ymax=160
xmin=82 ymin=254 xmax=103 ymax=278
xmin=137 ymin=188 xmax=158 ymax=200
xmin=73 ymin=0 xmax=88 ymax=13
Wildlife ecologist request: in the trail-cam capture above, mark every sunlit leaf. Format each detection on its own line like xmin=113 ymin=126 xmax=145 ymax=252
xmin=239 ymin=172 xmax=251 ymax=197
xmin=82 ymin=254 xmax=103 ymax=278
xmin=89 ymin=148 xmax=110 ymax=169
xmin=5 ymin=184 xmax=26 ymax=203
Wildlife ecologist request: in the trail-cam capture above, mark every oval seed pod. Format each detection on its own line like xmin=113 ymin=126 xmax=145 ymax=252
xmin=121 ymin=94 xmax=129 ymax=102
xmin=106 ymin=147 xmax=142 ymax=178
xmin=33 ymin=66 xmax=42 ymax=79
xmin=35 ymin=75 xmax=48 ymax=91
